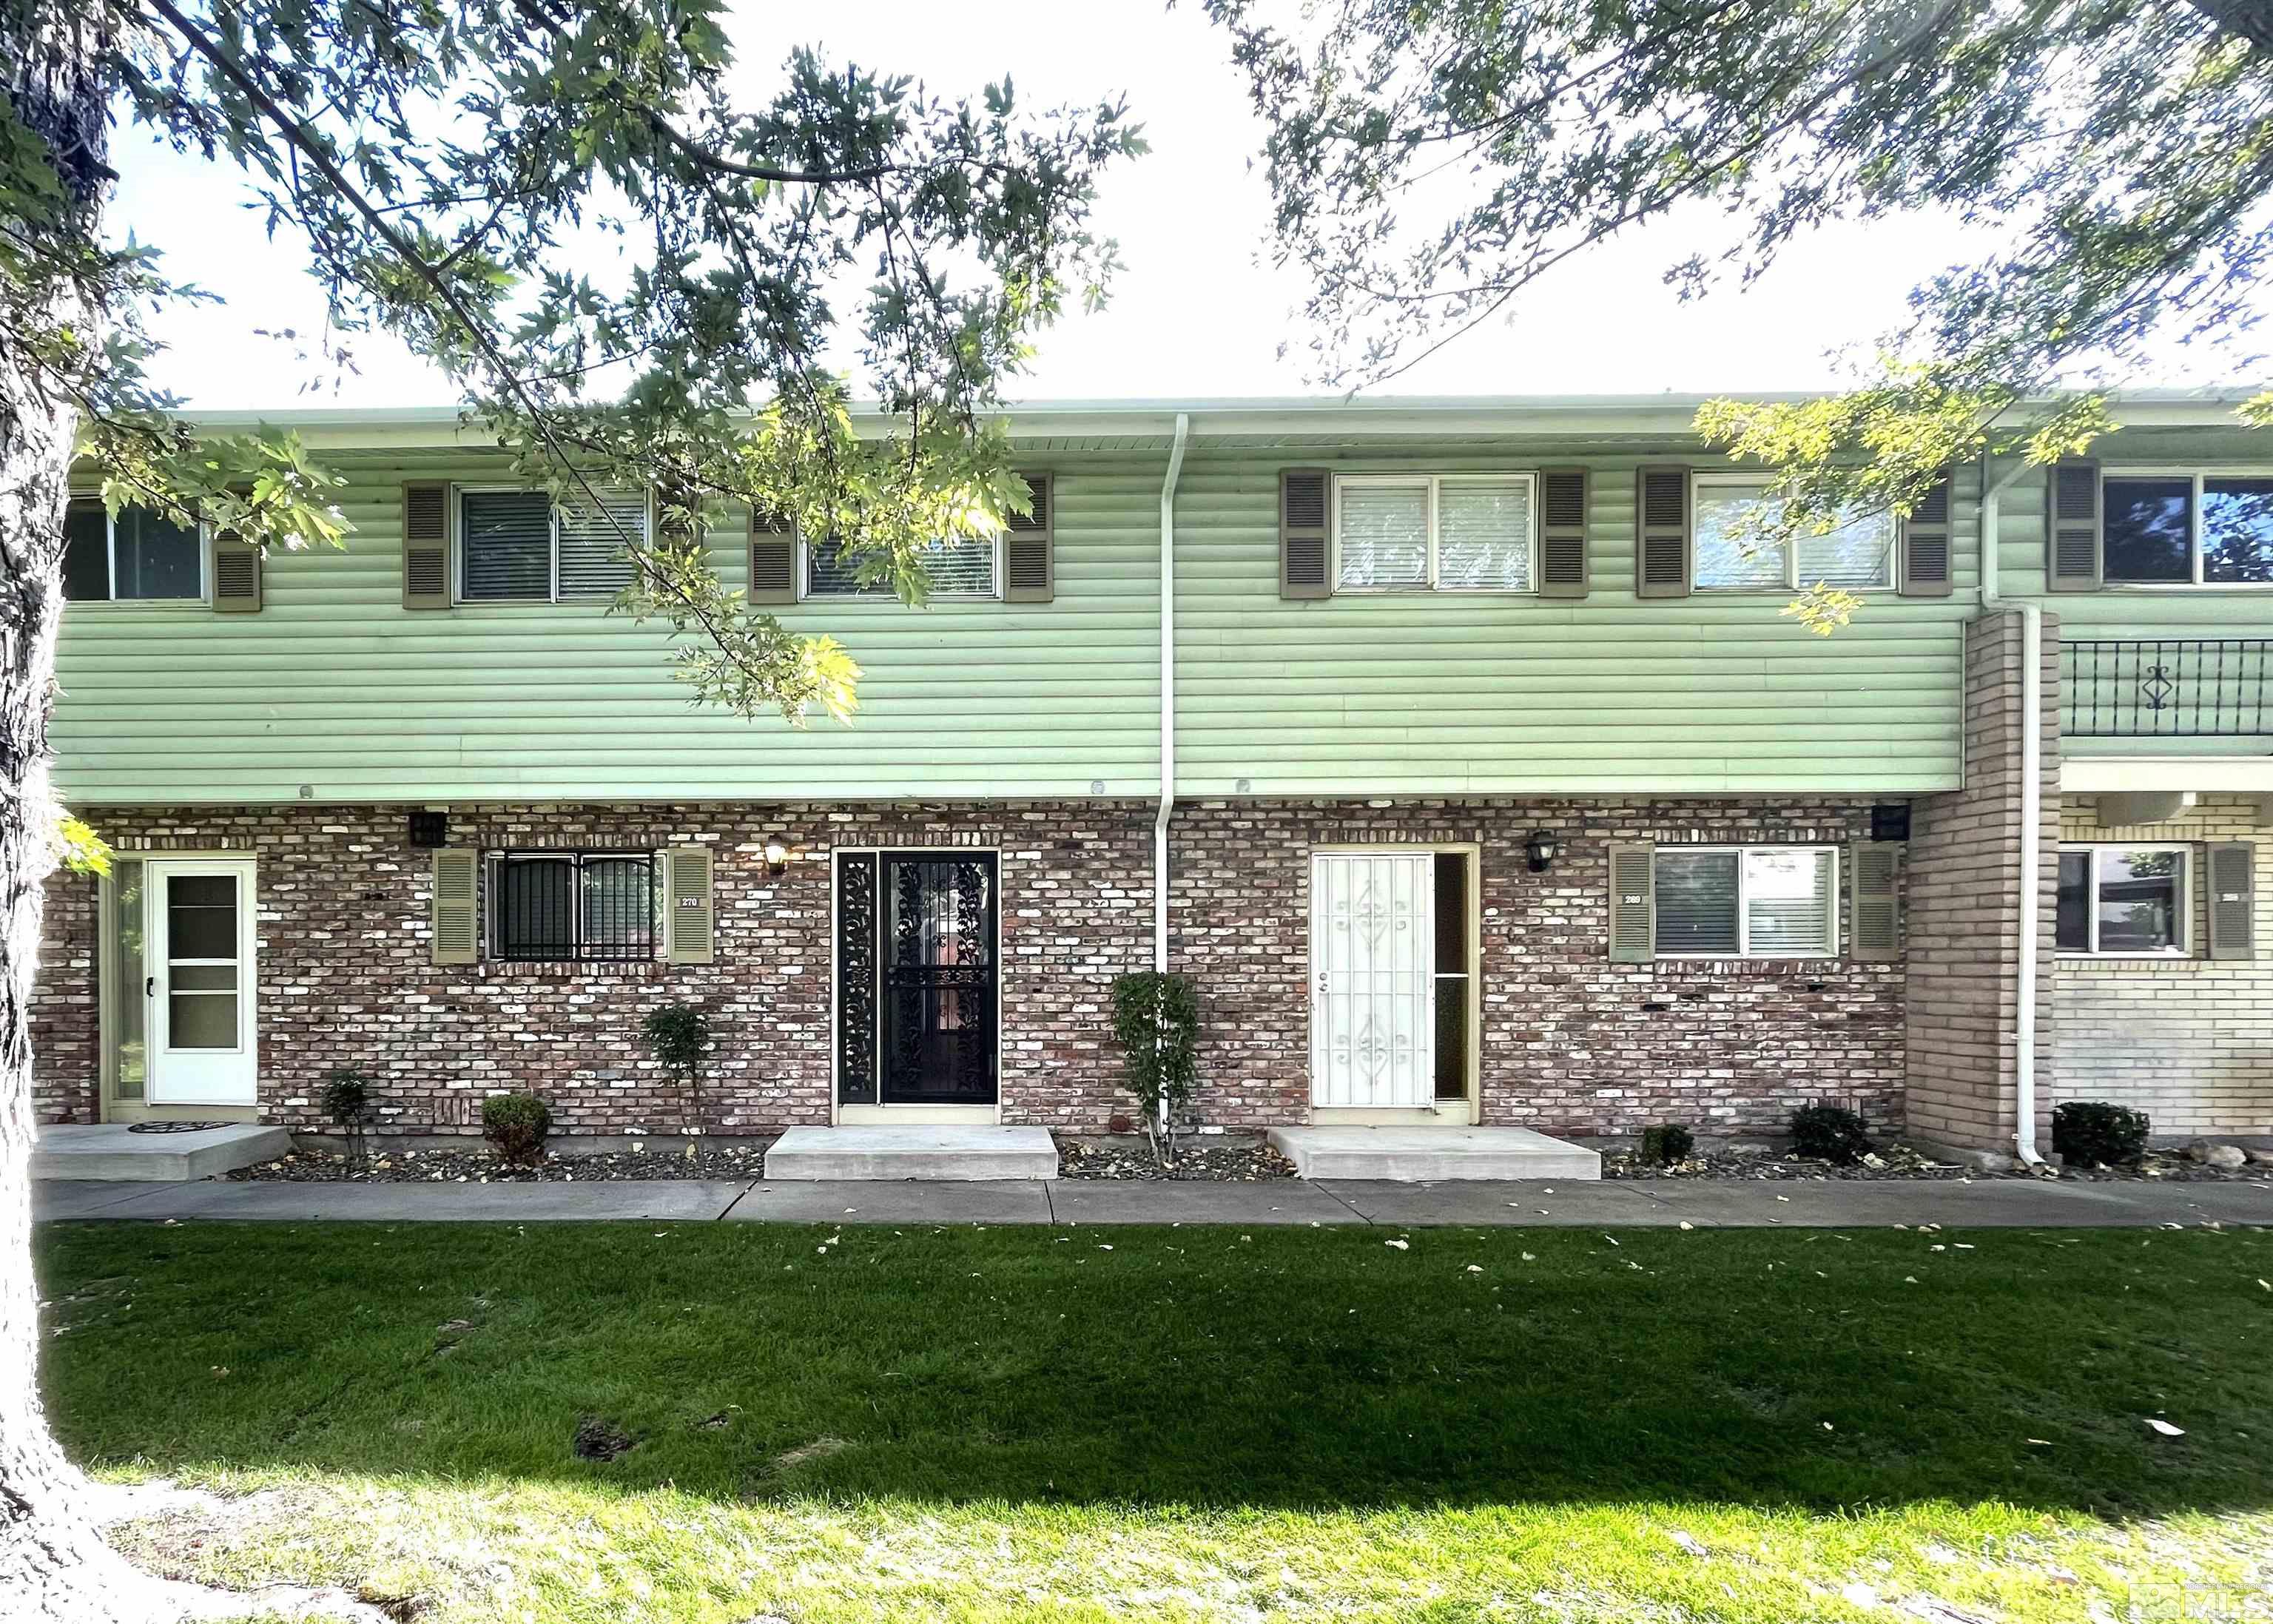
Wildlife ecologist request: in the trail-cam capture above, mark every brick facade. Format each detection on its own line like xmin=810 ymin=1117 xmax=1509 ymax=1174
xmin=1172 ymin=798 xmax=1905 ymax=1135
xmin=2054 ymin=795 xmax=2273 ymax=1138
xmin=1903 ymin=610 xmax=2060 ymax=1155
xmin=33 ymin=801 xmax=1156 ymax=1136
xmin=37 ymin=794 xmax=1913 ymax=1139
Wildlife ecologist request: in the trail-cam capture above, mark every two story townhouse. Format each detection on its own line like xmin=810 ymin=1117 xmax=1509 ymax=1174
xmin=29 ymin=393 xmax=2272 ymax=1165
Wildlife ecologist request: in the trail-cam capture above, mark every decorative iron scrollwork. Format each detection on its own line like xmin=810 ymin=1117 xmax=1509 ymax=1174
xmin=835 ymin=852 xmax=878 ymax=1105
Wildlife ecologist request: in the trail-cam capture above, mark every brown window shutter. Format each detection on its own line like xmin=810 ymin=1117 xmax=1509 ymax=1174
xmin=2047 ymin=459 xmax=2102 ymax=592
xmin=1004 ymin=472 xmax=1054 ymax=602
xmin=748 ymin=507 xmax=796 ymax=604
xmin=1634 ymin=467 xmax=1691 ymax=598
xmin=1609 ymin=843 xmax=1656 ymax=963
xmin=431 ymin=849 xmax=479 ymax=965
xmin=1899 ymin=472 xmax=1953 ymax=597
xmin=2209 ymin=841 xmax=2255 ymax=961
xmin=210 ymin=530 xmax=263 ymax=612
xmin=666 ymin=847 xmax=715 ymax=964
xmin=1849 ymin=840 xmax=1902 ymax=960
xmin=1538 ymin=468 xmax=1589 ymax=598
xmin=401 ymin=482 xmax=452 ymax=609
xmin=1279 ymin=468 xmax=1331 ymax=599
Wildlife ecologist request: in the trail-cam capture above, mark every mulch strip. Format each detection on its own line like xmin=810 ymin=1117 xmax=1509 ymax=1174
xmin=227 ymin=1138 xmax=778 ymax=1183
xmin=1054 ymin=1137 xmax=1297 ymax=1182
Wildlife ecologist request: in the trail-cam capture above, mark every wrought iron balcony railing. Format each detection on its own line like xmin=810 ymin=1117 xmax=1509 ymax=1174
xmin=2061 ymin=639 xmax=2273 ymax=738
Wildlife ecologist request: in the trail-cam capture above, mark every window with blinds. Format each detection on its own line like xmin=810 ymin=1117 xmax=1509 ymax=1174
xmin=459 ymin=488 xmax=646 ymax=602
xmin=1654 ymin=846 xmax=1837 ymax=957
xmin=1333 ymin=474 xmax=1535 ymax=592
xmin=805 ymin=536 xmax=997 ymax=598
xmin=1694 ymin=478 xmax=1894 ymax=592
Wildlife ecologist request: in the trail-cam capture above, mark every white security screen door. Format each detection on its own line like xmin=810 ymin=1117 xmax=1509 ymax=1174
xmin=1310 ymin=852 xmax=1436 ymax=1107
xmin=146 ymin=860 xmax=257 ymax=1105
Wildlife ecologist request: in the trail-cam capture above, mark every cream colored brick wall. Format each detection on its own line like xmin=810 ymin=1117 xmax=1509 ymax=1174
xmin=2055 ymin=794 xmax=2273 ymax=1138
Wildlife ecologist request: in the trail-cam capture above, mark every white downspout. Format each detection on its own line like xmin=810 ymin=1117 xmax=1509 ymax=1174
xmin=1154 ymin=412 xmax=1190 ymax=975
xmin=1978 ymin=455 xmax=2047 ymax=1168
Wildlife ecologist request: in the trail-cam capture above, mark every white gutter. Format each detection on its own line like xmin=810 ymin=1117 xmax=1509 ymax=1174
xmin=1155 ymin=412 xmax=1190 ymax=975
xmin=1978 ymin=456 xmax=2047 ymax=1168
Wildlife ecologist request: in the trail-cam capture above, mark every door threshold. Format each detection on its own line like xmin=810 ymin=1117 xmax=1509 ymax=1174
xmin=1309 ymin=1106 xmax=1475 ymax=1128
xmin=837 ymin=1104 xmax=1000 ymax=1127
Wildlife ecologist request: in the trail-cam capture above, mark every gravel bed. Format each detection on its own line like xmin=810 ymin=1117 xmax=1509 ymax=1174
xmin=1055 ymin=1136 xmax=1297 ymax=1182
xmin=1605 ymin=1142 xmax=2273 ymax=1182
xmin=227 ymin=1138 xmax=777 ymax=1183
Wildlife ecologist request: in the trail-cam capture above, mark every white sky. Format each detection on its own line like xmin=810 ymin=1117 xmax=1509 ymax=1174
xmin=111 ymin=0 xmax=2235 ymax=411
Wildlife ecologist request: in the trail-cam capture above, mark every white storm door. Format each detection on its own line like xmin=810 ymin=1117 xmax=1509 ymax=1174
xmin=145 ymin=860 xmax=257 ymax=1105
xmin=1310 ymin=852 xmax=1435 ymax=1108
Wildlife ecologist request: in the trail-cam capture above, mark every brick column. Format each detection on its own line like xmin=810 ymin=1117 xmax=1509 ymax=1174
xmin=1903 ymin=609 xmax=2059 ymax=1161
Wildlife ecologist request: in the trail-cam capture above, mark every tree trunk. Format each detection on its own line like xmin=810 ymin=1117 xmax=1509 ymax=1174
xmin=0 ymin=7 xmax=197 ymax=1617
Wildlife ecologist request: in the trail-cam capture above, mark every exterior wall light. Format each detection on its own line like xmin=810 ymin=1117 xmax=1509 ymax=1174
xmin=763 ymin=841 xmax=789 ymax=876
xmin=1525 ymin=831 xmax=1560 ymax=873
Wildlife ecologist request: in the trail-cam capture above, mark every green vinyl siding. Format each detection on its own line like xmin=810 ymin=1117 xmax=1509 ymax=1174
xmin=52 ymin=449 xmax=1162 ymax=804
xmin=1173 ymin=448 xmax=1975 ymax=795
xmin=54 ymin=428 xmax=1986 ymax=806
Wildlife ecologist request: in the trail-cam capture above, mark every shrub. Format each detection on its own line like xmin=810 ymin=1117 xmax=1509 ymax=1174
xmin=1640 ymin=1123 xmax=1694 ymax=1166
xmin=482 ymin=1092 xmax=553 ymax=1167
xmin=320 ymin=1070 xmax=370 ymax=1124
xmin=1790 ymin=1102 xmax=1871 ymax=1165
xmin=2053 ymin=1101 xmax=2151 ymax=1167
xmin=1110 ymin=971 xmax=1200 ymax=1167
xmin=641 ymin=1003 xmax=712 ymax=1131
xmin=320 ymin=1070 xmax=373 ymax=1176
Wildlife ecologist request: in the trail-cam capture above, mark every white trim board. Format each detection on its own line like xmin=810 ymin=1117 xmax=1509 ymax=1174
xmin=2064 ymin=755 xmax=2273 ymax=792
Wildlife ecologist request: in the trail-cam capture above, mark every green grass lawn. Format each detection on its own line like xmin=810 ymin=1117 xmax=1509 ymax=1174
xmin=34 ymin=1220 xmax=2273 ymax=1623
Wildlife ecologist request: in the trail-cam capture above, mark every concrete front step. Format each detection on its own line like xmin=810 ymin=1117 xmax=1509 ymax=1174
xmin=764 ymin=1125 xmax=1058 ymax=1182
xmin=32 ymin=1122 xmax=291 ymax=1182
xmin=1267 ymin=1125 xmax=1601 ymax=1182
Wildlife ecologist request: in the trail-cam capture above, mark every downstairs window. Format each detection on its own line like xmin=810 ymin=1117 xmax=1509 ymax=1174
xmin=488 ymin=851 xmax=657 ymax=962
xmin=1653 ymin=846 xmax=1839 ymax=958
xmin=2058 ymin=845 xmax=2189 ymax=956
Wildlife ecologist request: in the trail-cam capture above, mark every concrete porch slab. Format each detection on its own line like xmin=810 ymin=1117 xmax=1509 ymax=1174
xmin=764 ymin=1125 xmax=1058 ymax=1182
xmin=1268 ymin=1125 xmax=1602 ymax=1182
xmin=31 ymin=1123 xmax=290 ymax=1182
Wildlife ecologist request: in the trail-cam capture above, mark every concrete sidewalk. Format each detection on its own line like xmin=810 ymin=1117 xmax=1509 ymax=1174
xmin=33 ymin=1174 xmax=2273 ymax=1227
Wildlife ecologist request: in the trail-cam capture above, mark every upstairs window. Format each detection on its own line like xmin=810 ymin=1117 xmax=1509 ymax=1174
xmin=2058 ymin=845 xmax=2189 ymax=955
xmin=1333 ymin=474 xmax=1535 ymax=592
xmin=1654 ymin=846 xmax=1838 ymax=958
xmin=63 ymin=499 xmax=203 ymax=602
xmin=488 ymin=850 xmax=656 ymax=962
xmin=804 ymin=535 xmax=997 ymax=599
xmin=1693 ymin=478 xmax=1896 ymax=592
xmin=2103 ymin=473 xmax=2273 ymax=584
xmin=458 ymin=488 xmax=648 ymax=602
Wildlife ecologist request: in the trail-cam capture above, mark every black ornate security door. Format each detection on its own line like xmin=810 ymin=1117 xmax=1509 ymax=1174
xmin=835 ymin=851 xmax=998 ymax=1106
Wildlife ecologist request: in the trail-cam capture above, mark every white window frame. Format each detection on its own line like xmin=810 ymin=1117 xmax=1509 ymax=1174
xmin=453 ymin=485 xmax=654 ymax=604
xmin=2057 ymin=843 xmax=2192 ymax=958
xmin=1652 ymin=843 xmax=1841 ymax=960
xmin=1691 ymin=473 xmax=1899 ymax=594
xmin=798 ymin=533 xmax=1002 ymax=602
xmin=64 ymin=495 xmax=209 ymax=607
xmin=1330 ymin=472 xmax=1538 ymax=594
xmin=2100 ymin=466 xmax=2273 ymax=589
